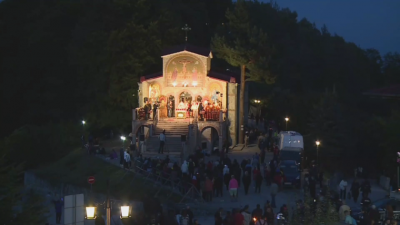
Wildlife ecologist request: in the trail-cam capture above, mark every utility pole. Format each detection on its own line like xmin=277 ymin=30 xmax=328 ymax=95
xmin=239 ymin=65 xmax=246 ymax=144
xmin=106 ymin=179 xmax=110 ymax=225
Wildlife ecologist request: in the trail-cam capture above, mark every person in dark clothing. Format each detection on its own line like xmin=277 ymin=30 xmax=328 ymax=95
xmin=119 ymin=148 xmax=124 ymax=166
xmin=214 ymin=208 xmax=223 ymax=225
xmin=241 ymin=159 xmax=247 ymax=172
xmin=361 ymin=193 xmax=371 ymax=211
xmin=53 ymin=200 xmax=63 ymax=224
xmin=223 ymin=173 xmax=230 ymax=191
xmin=361 ymin=179 xmax=371 ymax=198
xmin=153 ymin=102 xmax=158 ymax=120
xmin=186 ymin=206 xmax=194 ymax=225
xmin=309 ymin=176 xmax=316 ymax=199
xmin=351 ymin=179 xmax=360 ymax=203
xmin=243 ymin=171 xmax=251 ymax=195
xmin=260 ymin=149 xmax=266 ymax=165
xmin=252 ymin=204 xmax=263 ymax=221
xmin=214 ymin=174 xmax=223 ymax=197
xmin=255 ymin=171 xmax=263 ymax=193
xmin=264 ymin=207 xmax=274 ymax=225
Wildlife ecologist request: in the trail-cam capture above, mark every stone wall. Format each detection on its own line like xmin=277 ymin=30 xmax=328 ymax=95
xmin=24 ymin=172 xmax=144 ymax=218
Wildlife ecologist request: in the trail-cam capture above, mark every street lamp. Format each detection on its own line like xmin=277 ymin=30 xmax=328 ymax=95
xmin=316 ymin=141 xmax=321 ymax=164
xmin=120 ymin=205 xmax=132 ymax=219
xmin=120 ymin=136 xmax=126 ymax=148
xmin=284 ymin=117 xmax=289 ymax=130
xmin=85 ymin=206 xmax=96 ymax=219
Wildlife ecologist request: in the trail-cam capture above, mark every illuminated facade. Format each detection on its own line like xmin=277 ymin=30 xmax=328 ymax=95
xmin=133 ymin=44 xmax=242 ymax=152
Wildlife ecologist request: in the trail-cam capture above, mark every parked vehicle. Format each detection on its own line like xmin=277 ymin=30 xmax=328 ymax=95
xmin=278 ymin=131 xmax=304 ymax=150
xmin=280 ymin=147 xmax=304 ymax=170
xmin=280 ymin=160 xmax=301 ymax=188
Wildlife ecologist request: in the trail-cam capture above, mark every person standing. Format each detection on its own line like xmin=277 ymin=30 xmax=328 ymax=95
xmin=124 ymin=150 xmax=131 ymax=169
xmin=255 ymin=169 xmax=263 ymax=193
xmin=339 ymin=179 xmax=348 ymax=200
xmin=351 ymin=179 xmax=360 ymax=203
xmin=339 ymin=200 xmax=350 ymax=221
xmin=159 ymin=130 xmax=166 ymax=154
xmin=152 ymin=101 xmax=158 ymax=120
xmin=270 ymin=182 xmax=278 ymax=208
xmin=229 ymin=175 xmax=238 ymax=199
xmin=241 ymin=205 xmax=251 ymax=225
xmin=53 ymin=199 xmax=63 ymax=224
xmin=243 ymin=171 xmax=251 ymax=195
xmin=119 ymin=148 xmax=124 ymax=167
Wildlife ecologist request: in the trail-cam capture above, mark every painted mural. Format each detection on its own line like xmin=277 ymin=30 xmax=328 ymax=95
xmin=149 ymin=83 xmax=160 ymax=101
xmin=165 ymin=55 xmax=205 ymax=87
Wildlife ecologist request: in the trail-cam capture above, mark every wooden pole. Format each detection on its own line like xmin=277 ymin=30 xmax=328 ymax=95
xmin=239 ymin=65 xmax=246 ymax=144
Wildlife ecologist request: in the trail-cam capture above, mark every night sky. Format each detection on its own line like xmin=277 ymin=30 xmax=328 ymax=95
xmin=271 ymin=0 xmax=400 ymax=54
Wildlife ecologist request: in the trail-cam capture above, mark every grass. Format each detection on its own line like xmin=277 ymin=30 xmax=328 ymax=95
xmin=34 ymin=144 xmax=181 ymax=202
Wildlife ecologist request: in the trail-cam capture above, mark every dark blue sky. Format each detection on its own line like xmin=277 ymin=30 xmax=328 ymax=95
xmin=268 ymin=0 xmax=400 ymax=55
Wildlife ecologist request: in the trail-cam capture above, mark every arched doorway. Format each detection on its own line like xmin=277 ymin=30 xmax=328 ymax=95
xmin=134 ymin=125 xmax=150 ymax=143
xmin=179 ymin=91 xmax=192 ymax=104
xmin=200 ymin=126 xmax=219 ymax=155
xmin=168 ymin=95 xmax=175 ymax=117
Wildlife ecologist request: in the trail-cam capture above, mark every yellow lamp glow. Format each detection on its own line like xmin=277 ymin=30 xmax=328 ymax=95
xmin=285 ymin=117 xmax=289 ymax=122
xmin=316 ymin=141 xmax=320 ymax=146
xmin=85 ymin=206 xmax=96 ymax=219
xmin=120 ymin=206 xmax=131 ymax=219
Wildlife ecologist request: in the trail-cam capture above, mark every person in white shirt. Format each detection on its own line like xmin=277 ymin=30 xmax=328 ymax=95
xmin=124 ymin=150 xmax=131 ymax=169
xmin=223 ymin=165 xmax=230 ymax=175
xmin=339 ymin=179 xmax=348 ymax=199
xmin=159 ymin=130 xmax=166 ymax=154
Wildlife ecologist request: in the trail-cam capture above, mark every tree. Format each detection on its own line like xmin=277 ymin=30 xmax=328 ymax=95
xmin=292 ymin=192 xmax=338 ymax=225
xmin=305 ymin=92 xmax=350 ymax=169
xmin=0 ymin=153 xmax=48 ymax=224
xmin=212 ymin=0 xmax=275 ymax=144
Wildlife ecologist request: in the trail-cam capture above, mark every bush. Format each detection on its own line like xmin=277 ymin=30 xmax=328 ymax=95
xmin=2 ymin=122 xmax=80 ymax=169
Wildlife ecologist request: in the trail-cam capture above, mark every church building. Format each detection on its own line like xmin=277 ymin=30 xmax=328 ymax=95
xmin=132 ymin=44 xmax=243 ymax=155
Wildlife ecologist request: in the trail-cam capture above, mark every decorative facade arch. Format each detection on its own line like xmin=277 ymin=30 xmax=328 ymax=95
xmin=200 ymin=125 xmax=220 ymax=136
xmin=164 ymin=54 xmax=207 ymax=87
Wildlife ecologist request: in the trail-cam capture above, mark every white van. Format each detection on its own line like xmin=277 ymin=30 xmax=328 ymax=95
xmin=279 ymin=131 xmax=304 ymax=150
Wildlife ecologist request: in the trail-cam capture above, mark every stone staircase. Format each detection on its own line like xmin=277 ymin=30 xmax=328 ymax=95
xmin=142 ymin=120 xmax=190 ymax=160
xmin=154 ymin=120 xmax=189 ymax=135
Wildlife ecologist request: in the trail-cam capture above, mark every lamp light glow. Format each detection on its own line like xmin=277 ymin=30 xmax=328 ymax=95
xmin=85 ymin=206 xmax=96 ymax=219
xmin=285 ymin=117 xmax=289 ymax=122
xmin=316 ymin=141 xmax=320 ymax=146
xmin=192 ymin=82 xmax=197 ymax=87
xmin=173 ymin=82 xmax=177 ymax=87
xmin=120 ymin=206 xmax=131 ymax=218
xmin=82 ymin=120 xmax=86 ymax=125
xmin=120 ymin=136 xmax=126 ymax=141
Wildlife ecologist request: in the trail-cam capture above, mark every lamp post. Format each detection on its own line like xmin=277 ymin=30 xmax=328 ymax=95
xmin=316 ymin=141 xmax=321 ymax=164
xmin=82 ymin=120 xmax=86 ymax=133
xmin=120 ymin=204 xmax=132 ymax=219
xmin=85 ymin=205 xmax=96 ymax=220
xmin=284 ymin=117 xmax=289 ymax=130
xmin=120 ymin=136 xmax=126 ymax=149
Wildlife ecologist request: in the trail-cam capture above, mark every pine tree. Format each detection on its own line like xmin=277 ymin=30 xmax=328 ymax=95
xmin=292 ymin=193 xmax=339 ymax=225
xmin=306 ymin=93 xmax=346 ymax=162
xmin=0 ymin=154 xmax=48 ymax=225
xmin=211 ymin=0 xmax=275 ymax=144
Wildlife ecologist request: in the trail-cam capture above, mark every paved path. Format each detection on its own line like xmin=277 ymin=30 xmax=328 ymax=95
xmin=44 ymin=141 xmax=388 ymax=225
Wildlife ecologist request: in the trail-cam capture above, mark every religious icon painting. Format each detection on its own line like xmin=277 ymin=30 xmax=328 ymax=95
xmin=165 ymin=55 xmax=205 ymax=87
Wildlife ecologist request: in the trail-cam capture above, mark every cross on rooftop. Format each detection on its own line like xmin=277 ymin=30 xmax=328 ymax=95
xmin=182 ymin=24 xmax=191 ymax=42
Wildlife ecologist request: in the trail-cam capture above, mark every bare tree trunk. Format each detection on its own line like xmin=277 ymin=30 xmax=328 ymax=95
xmin=239 ymin=64 xmax=246 ymax=144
